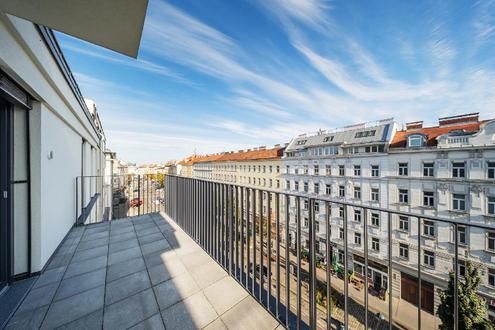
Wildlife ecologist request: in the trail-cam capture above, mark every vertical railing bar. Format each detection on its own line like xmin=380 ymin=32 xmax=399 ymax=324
xmin=241 ymin=186 xmax=245 ymax=286
xmin=285 ymin=194 xmax=290 ymax=328
xmin=326 ymin=202 xmax=331 ymax=330
xmin=230 ymin=184 xmax=234 ymax=275
xmin=252 ymin=189 xmax=256 ymax=293
xmin=364 ymin=207 xmax=369 ymax=330
xmin=309 ymin=198 xmax=316 ymax=330
xmin=259 ymin=190 xmax=264 ymax=302
xmin=246 ymin=188 xmax=251 ymax=289
xmin=343 ymin=203 xmax=348 ymax=329
xmin=296 ymin=196 xmax=301 ymax=330
xmin=235 ymin=185 xmax=239 ymax=280
xmin=418 ymin=216 xmax=422 ymax=330
xmin=276 ymin=193 xmax=280 ymax=319
xmin=454 ymin=223 xmax=459 ymax=330
xmin=388 ymin=212 xmax=393 ymax=330
xmin=267 ymin=192 xmax=272 ymax=307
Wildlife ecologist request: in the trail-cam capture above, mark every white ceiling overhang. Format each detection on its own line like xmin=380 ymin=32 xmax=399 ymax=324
xmin=0 ymin=0 xmax=149 ymax=58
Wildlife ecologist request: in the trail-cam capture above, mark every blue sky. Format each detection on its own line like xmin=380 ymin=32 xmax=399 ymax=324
xmin=57 ymin=0 xmax=495 ymax=164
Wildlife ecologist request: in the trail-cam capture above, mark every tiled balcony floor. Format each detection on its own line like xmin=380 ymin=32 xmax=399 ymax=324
xmin=5 ymin=213 xmax=282 ymax=330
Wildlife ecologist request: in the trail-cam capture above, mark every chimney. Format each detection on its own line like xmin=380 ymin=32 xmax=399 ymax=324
xmin=405 ymin=121 xmax=423 ymax=130
xmin=259 ymin=146 xmax=266 ymax=150
xmin=439 ymin=113 xmax=479 ymax=127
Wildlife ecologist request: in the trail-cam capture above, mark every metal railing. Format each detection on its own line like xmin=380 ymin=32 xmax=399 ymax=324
xmin=75 ymin=174 xmax=165 ymax=225
xmin=164 ymin=175 xmax=495 ymax=330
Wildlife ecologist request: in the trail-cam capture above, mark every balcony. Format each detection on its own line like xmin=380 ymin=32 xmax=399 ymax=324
xmin=5 ymin=213 xmax=281 ymax=329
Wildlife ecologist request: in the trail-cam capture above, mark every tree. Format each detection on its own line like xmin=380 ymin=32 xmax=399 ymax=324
xmin=437 ymin=261 xmax=494 ymax=330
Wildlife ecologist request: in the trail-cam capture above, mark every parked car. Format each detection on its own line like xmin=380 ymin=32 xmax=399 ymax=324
xmin=130 ymin=198 xmax=143 ymax=207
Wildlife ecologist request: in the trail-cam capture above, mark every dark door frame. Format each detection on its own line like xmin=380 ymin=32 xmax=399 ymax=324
xmin=0 ymin=97 xmax=13 ymax=291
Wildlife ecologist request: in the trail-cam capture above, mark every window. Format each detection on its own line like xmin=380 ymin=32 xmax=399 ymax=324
xmin=371 ymin=213 xmax=380 ymax=227
xmin=488 ymin=232 xmax=495 ymax=251
xmin=354 ymin=165 xmax=361 ymax=176
xmin=489 ymin=162 xmax=495 ymax=179
xmin=339 ymin=185 xmax=345 ymax=197
xmin=399 ymin=189 xmax=409 ymax=204
xmin=354 ymin=233 xmax=361 ymax=246
xmin=489 ymin=268 xmax=495 ymax=287
xmin=399 ymin=216 xmax=409 ymax=232
xmin=314 ymin=202 xmax=320 ymax=213
xmin=314 ymin=165 xmax=319 ymax=175
xmin=423 ymin=220 xmax=435 ymax=237
xmin=286 ymin=165 xmax=290 ymax=174
xmin=423 ymin=162 xmax=434 ymax=177
xmin=294 ymin=181 xmax=299 ymax=191
xmin=371 ymin=188 xmax=379 ymax=202
xmin=339 ymin=228 xmax=344 ymax=240
xmin=323 ymin=136 xmax=334 ymax=142
xmin=276 ymin=166 xmax=280 ymax=173
xmin=314 ymin=183 xmax=319 ymax=194
xmin=488 ymin=197 xmax=495 ymax=215
xmin=371 ymin=165 xmax=380 ymax=177
xmin=452 ymin=162 xmax=465 ymax=178
xmin=423 ymin=191 xmax=435 ymax=207
xmin=325 ymin=184 xmax=331 ymax=195
xmin=303 ymin=165 xmax=308 ymax=175
xmin=355 ymin=130 xmax=376 ymax=138
xmin=269 ymin=166 xmax=272 ymax=173
xmin=339 ymin=165 xmax=345 ymax=176
xmin=315 ymin=221 xmax=319 ymax=233
xmin=408 ymin=135 xmax=424 ymax=147
xmin=296 ymin=139 xmax=307 ymax=145
xmin=295 ymin=168 xmax=299 ymax=175
xmin=304 ymin=200 xmax=309 ymax=210
xmin=459 ymin=260 xmax=466 ymax=277
xmin=458 ymin=226 xmax=467 ymax=245
xmin=304 ymin=217 xmax=308 ymax=227
xmin=399 ymin=243 xmax=409 ymax=259
xmin=276 ymin=180 xmax=280 ymax=188
xmin=354 ymin=186 xmax=361 ymax=199
xmin=423 ymin=250 xmax=435 ymax=268
xmin=398 ymin=163 xmax=409 ymax=176
xmin=453 ymin=194 xmax=466 ymax=211
xmin=326 ymin=165 xmax=331 ymax=176
xmin=339 ymin=206 xmax=344 ymax=218
xmin=269 ymin=179 xmax=272 ymax=188
xmin=354 ymin=209 xmax=361 ymax=222
xmin=372 ymin=238 xmax=380 ymax=252
xmin=286 ymin=180 xmax=290 ymax=190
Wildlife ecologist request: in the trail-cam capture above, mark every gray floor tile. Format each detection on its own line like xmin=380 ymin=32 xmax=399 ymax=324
xmin=33 ymin=266 xmax=65 ymax=289
xmin=72 ymin=245 xmax=108 ymax=263
xmin=103 ymin=289 xmax=158 ymax=330
xmin=136 ymin=227 xmax=160 ymax=237
xmin=16 ymin=283 xmax=58 ymax=313
xmin=54 ymin=309 xmax=103 ymax=330
xmin=108 ymin=246 xmax=142 ymax=266
xmin=141 ymin=240 xmax=170 ymax=256
xmin=55 ymin=268 xmax=106 ymax=301
xmin=137 ymin=232 xmax=164 ymax=245
xmin=203 ymin=277 xmax=248 ymax=315
xmin=41 ymin=286 xmax=104 ymax=329
xmin=180 ymin=250 xmax=214 ymax=270
xmin=109 ymin=238 xmax=139 ymax=254
xmin=105 ymin=270 xmax=151 ymax=305
xmin=220 ymin=297 xmax=279 ymax=330
xmin=153 ymin=273 xmax=199 ymax=310
xmin=110 ymin=231 xmax=137 ymax=243
xmin=128 ymin=313 xmax=165 ymax=330
xmin=147 ymin=258 xmax=186 ymax=286
xmin=46 ymin=253 xmax=72 ymax=270
xmin=203 ymin=318 xmax=228 ymax=330
xmin=81 ymin=231 xmax=108 ymax=242
xmin=64 ymin=255 xmax=107 ymax=279
xmin=107 ymin=256 xmax=146 ymax=283
xmin=143 ymin=250 xmax=178 ymax=268
xmin=5 ymin=306 xmax=48 ymax=330
xmin=110 ymin=226 xmax=134 ymax=236
xmin=160 ymin=292 xmax=217 ymax=330
xmin=189 ymin=261 xmax=227 ymax=289
xmin=76 ymin=237 xmax=109 ymax=251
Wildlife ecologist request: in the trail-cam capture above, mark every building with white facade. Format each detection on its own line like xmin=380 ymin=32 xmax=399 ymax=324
xmin=282 ymin=114 xmax=495 ymax=317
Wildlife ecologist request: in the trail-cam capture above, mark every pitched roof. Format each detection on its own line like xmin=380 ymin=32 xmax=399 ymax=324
xmin=180 ymin=147 xmax=284 ymax=165
xmin=389 ymin=121 xmax=484 ymax=148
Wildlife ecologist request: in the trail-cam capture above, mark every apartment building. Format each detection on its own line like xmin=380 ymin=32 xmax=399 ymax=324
xmin=282 ymin=114 xmax=495 ymax=316
xmin=0 ymin=16 xmax=106 ymax=288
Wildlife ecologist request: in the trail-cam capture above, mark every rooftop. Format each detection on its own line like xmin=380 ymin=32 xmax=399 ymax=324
xmin=5 ymin=214 xmax=281 ymax=330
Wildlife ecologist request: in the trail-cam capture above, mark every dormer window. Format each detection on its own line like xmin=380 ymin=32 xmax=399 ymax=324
xmin=407 ymin=134 xmax=425 ymax=148
xmin=296 ymin=139 xmax=307 ymax=145
xmin=323 ymin=136 xmax=334 ymax=142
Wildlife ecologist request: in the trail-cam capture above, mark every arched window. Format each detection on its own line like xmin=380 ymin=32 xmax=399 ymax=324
xmin=407 ymin=134 xmax=425 ymax=148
